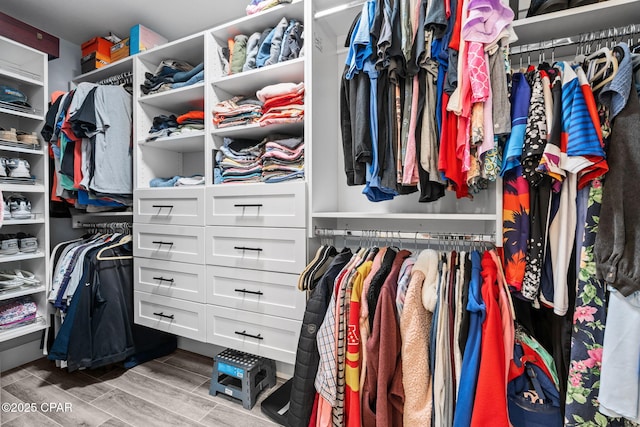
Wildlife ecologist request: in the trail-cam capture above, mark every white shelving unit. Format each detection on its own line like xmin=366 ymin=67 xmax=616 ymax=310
xmin=0 ymin=35 xmax=49 ymax=344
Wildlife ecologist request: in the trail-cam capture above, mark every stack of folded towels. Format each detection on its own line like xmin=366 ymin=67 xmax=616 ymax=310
xmin=261 ymin=134 xmax=304 ymax=182
xmin=212 ymin=96 xmax=263 ymax=129
xmin=257 ymin=82 xmax=304 ymax=127
xmin=140 ymin=60 xmax=205 ymax=96
xmin=215 ymin=138 xmax=264 ymax=184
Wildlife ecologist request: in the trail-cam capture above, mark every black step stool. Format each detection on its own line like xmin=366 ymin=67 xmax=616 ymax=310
xmin=209 ymin=348 xmax=276 ymax=410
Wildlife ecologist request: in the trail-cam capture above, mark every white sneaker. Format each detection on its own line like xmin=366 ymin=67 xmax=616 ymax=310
xmin=5 ymin=158 xmax=31 ymax=179
xmin=0 ymin=158 xmax=7 ymax=177
xmin=2 ymin=199 xmax=9 ymax=221
xmin=8 ymin=195 xmax=31 ymax=220
xmin=0 ymin=235 xmax=19 ymax=255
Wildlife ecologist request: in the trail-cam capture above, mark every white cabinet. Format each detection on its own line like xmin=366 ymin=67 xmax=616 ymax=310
xmin=0 ymin=35 xmax=49 ymax=343
xmin=135 ymin=187 xmax=206 ymax=226
xmin=135 ymin=258 xmax=206 ymax=302
xmin=135 ymin=291 xmax=207 ymax=342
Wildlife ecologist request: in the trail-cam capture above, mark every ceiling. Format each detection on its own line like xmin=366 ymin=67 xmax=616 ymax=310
xmin=0 ymin=1 xmax=250 ymax=46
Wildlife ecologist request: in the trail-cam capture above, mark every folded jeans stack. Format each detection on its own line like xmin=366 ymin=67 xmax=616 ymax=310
xmin=212 ymin=96 xmax=263 ymax=128
xmin=226 ymin=16 xmax=304 ymax=75
xmin=140 ymin=60 xmax=205 ymax=95
xmin=146 ymin=114 xmax=179 ymax=141
xmin=261 ymin=134 xmax=304 ymax=183
xmin=256 ymin=82 xmax=305 ymax=127
xmin=215 ymin=137 xmax=265 ymax=184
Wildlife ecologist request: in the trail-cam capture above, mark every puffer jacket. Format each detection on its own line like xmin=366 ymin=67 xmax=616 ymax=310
xmin=287 ymin=249 xmax=353 ymax=427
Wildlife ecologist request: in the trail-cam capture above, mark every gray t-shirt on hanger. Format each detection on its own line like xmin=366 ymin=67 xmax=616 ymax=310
xmin=89 ymin=85 xmax=132 ymax=195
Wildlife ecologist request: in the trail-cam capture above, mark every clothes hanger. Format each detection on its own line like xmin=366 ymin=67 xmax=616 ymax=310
xmin=96 ymin=234 xmax=133 ymax=261
xmin=591 ymin=53 xmax=618 ymax=92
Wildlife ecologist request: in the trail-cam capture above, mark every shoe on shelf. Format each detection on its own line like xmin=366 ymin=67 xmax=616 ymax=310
xmin=0 ymin=158 xmax=7 ymax=177
xmin=2 ymin=199 xmax=9 ymax=221
xmin=0 ymin=235 xmax=19 ymax=255
xmin=7 ymin=195 xmax=32 ymax=220
xmin=0 ymin=128 xmax=18 ymax=142
xmin=16 ymin=232 xmax=37 ymax=253
xmin=5 ymin=158 xmax=31 ymax=179
xmin=526 ymin=0 xmax=568 ymax=16
xmin=16 ymin=132 xmax=38 ymax=145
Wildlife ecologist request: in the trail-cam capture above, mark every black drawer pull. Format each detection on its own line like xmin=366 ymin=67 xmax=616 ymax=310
xmin=153 ymin=312 xmax=175 ymax=320
xmin=235 ymin=330 xmax=263 ymax=340
xmin=234 ymin=246 xmax=263 ymax=252
xmin=152 ymin=204 xmax=174 ymax=209
xmin=234 ymin=288 xmax=264 ymax=296
xmin=152 ymin=241 xmax=174 ymax=247
xmin=234 ymin=204 xmax=263 ymax=208
xmin=153 ymin=276 xmax=175 ymax=283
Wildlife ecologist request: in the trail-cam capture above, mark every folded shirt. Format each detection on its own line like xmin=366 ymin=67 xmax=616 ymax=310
xmin=262 ymin=92 xmax=305 ymax=112
xmin=256 ymin=82 xmax=304 ymax=103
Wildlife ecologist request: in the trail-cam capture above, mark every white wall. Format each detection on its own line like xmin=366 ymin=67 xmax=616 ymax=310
xmin=48 ymin=37 xmax=81 ymax=94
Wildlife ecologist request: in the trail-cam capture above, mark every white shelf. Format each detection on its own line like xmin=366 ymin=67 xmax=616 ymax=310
xmin=0 ymin=316 xmax=47 ymax=343
xmin=138 ymin=82 xmax=205 ymax=111
xmin=73 ymin=56 xmax=134 ymax=84
xmin=1 ymin=183 xmax=45 ymax=193
xmin=0 ymin=285 xmax=45 ymax=302
xmin=213 ymin=58 xmax=304 ymax=96
xmin=0 ymin=107 xmax=43 ymax=121
xmin=211 ymin=0 xmax=304 ymax=41
xmin=512 ymin=0 xmax=640 ymax=46
xmin=0 ymin=142 xmax=44 ymax=155
xmin=0 ymin=251 xmax=45 ymax=263
xmin=2 ymin=217 xmax=45 ymax=225
xmin=211 ymin=121 xmax=304 ymax=140
xmin=312 ymin=212 xmax=499 ymax=221
xmin=135 ymin=32 xmax=205 ymax=67
xmin=0 ymin=68 xmax=44 ymax=87
xmin=138 ymin=132 xmax=205 ymax=153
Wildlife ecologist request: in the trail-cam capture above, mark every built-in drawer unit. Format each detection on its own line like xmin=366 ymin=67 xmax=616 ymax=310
xmin=205 ymin=226 xmax=306 ymax=274
xmin=134 ymin=224 xmax=205 ymax=264
xmin=206 ymin=305 xmax=300 ymax=364
xmin=206 ymin=182 xmax=305 ymax=228
xmin=206 ymin=266 xmax=305 ymax=320
xmin=134 ymin=188 xmax=205 ymax=226
xmin=135 ymin=291 xmax=206 ymax=341
xmin=135 ymin=258 xmax=206 ymax=302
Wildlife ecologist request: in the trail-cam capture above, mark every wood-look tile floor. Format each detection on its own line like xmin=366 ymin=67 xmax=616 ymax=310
xmin=0 ymin=349 xmax=282 ymax=426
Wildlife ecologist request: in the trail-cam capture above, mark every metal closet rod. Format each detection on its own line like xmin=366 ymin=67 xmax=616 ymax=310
xmin=314 ymin=0 xmax=366 ymax=19
xmin=314 ymin=227 xmax=495 ymax=243
xmin=510 ymin=23 xmax=640 ymax=55
xmin=77 ymin=221 xmax=132 ymax=230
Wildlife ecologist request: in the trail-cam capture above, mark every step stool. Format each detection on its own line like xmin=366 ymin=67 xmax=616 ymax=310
xmin=209 ymin=348 xmax=276 ymax=410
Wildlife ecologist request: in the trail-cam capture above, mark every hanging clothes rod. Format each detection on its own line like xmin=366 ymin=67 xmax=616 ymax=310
xmin=76 ymin=221 xmax=132 ymax=231
xmin=314 ymin=227 xmax=495 ymax=243
xmin=510 ymin=23 xmax=640 ymax=55
xmin=314 ymin=0 xmax=366 ymax=20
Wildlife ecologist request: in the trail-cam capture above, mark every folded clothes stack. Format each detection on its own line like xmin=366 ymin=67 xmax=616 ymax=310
xmin=226 ymin=16 xmax=304 ymax=75
xmin=214 ymin=134 xmax=304 ymax=184
xmin=0 ymin=296 xmax=37 ymax=329
xmin=149 ymin=175 xmax=205 ymax=187
xmin=214 ymin=137 xmax=265 ymax=184
xmin=246 ymin=0 xmax=292 ymax=15
xmin=140 ymin=60 xmax=205 ymax=96
xmin=257 ymin=82 xmax=304 ymax=127
xmin=261 ymin=135 xmax=304 ymax=183
xmin=146 ymin=111 xmax=204 ymax=141
xmin=212 ymin=96 xmax=263 ymax=129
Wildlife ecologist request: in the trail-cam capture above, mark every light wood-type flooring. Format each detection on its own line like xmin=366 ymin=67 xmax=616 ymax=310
xmin=0 ymin=349 xmax=281 ymax=426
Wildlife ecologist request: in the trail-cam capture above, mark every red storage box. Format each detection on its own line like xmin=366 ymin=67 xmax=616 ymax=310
xmin=81 ymin=37 xmax=113 ymax=58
